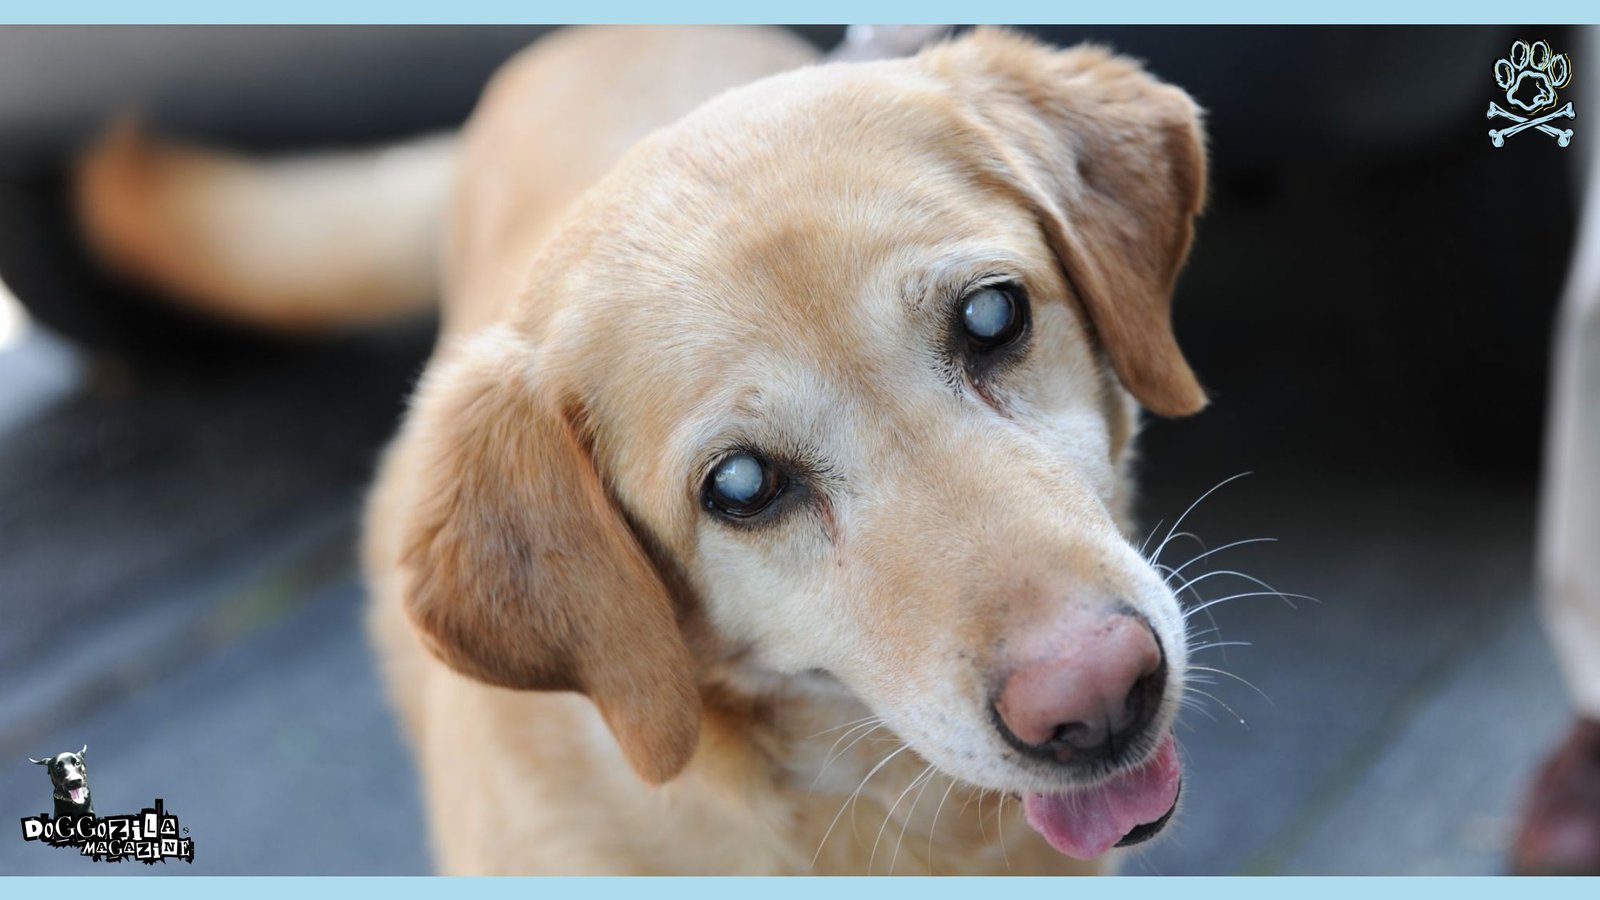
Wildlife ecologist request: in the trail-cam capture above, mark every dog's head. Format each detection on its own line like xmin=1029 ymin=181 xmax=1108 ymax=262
xmin=398 ymin=29 xmax=1206 ymax=860
xmin=31 ymin=746 xmax=90 ymax=808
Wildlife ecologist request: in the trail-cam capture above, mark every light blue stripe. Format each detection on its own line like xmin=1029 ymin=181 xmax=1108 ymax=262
xmin=3 ymin=3 xmax=1600 ymax=24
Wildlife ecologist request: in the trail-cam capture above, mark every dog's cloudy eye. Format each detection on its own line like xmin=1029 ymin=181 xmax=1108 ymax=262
xmin=960 ymin=285 xmax=1025 ymax=349
xmin=705 ymin=452 xmax=784 ymax=519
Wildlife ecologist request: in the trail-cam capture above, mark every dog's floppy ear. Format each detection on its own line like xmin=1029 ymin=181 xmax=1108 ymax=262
xmin=928 ymin=29 xmax=1208 ymax=417
xmin=396 ymin=328 xmax=701 ymax=785
xmin=30 ymin=756 xmax=49 ymax=765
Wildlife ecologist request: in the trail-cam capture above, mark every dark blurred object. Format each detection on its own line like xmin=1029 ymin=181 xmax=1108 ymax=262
xmin=0 ymin=27 xmax=548 ymax=161
xmin=1041 ymin=27 xmax=1524 ymax=166
xmin=1044 ymin=26 xmax=1576 ymax=483
xmin=1513 ymin=718 xmax=1600 ymax=875
xmin=0 ymin=24 xmax=1576 ymax=479
xmin=0 ymin=26 xmax=844 ymax=362
xmin=0 ymin=26 xmax=1526 ymax=164
xmin=0 ymin=167 xmax=286 ymax=365
xmin=0 ymin=27 xmax=563 ymax=362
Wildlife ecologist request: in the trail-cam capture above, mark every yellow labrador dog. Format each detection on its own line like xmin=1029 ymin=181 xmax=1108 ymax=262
xmin=77 ymin=25 xmax=1208 ymax=874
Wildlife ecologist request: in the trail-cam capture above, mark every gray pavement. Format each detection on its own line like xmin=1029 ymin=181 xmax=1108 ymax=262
xmin=0 ymin=323 xmax=1570 ymax=875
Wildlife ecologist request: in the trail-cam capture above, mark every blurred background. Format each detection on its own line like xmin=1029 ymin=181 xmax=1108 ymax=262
xmin=0 ymin=24 xmax=1584 ymax=874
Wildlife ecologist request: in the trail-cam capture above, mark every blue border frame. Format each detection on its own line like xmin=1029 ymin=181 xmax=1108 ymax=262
xmin=4 ymin=6 xmax=1597 ymax=893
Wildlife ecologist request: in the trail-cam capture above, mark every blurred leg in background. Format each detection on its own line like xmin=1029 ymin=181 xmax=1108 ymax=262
xmin=1516 ymin=30 xmax=1600 ymax=873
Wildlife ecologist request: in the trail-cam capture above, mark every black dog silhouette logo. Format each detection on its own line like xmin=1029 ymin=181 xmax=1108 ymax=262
xmin=1489 ymin=39 xmax=1575 ymax=147
xmin=19 ymin=745 xmax=195 ymax=864
xmin=30 ymin=745 xmax=93 ymax=817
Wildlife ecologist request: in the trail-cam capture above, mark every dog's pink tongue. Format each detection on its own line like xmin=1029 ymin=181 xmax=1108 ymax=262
xmin=69 ymin=787 xmax=85 ymax=804
xmin=1021 ymin=734 xmax=1180 ymax=859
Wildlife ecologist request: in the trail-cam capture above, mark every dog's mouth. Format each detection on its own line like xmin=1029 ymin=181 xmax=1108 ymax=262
xmin=1019 ymin=732 xmax=1181 ymax=859
xmin=63 ymin=784 xmax=87 ymax=805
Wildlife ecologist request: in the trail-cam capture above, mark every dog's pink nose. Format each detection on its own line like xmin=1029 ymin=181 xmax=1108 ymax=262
xmin=994 ymin=612 xmax=1165 ymax=764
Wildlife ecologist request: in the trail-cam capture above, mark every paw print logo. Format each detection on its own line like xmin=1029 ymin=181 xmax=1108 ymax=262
xmin=1496 ymin=40 xmax=1570 ymax=112
xmin=1488 ymin=40 xmax=1575 ymax=147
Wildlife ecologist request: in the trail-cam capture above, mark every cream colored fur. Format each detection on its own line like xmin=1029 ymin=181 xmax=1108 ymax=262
xmin=76 ymin=25 xmax=1209 ymax=874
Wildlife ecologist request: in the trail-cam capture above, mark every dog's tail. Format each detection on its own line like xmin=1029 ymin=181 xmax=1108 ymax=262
xmin=75 ymin=120 xmax=457 ymax=334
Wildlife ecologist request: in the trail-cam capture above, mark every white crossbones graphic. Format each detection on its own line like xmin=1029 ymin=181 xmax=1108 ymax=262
xmin=1488 ymin=100 xmax=1575 ymax=147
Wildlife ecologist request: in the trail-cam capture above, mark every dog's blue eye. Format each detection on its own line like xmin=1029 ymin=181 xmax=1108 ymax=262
xmin=706 ymin=452 xmax=783 ymax=518
xmin=961 ymin=286 xmax=1023 ymax=347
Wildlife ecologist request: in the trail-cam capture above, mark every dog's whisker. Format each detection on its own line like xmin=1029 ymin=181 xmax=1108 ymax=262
xmin=1158 ymin=533 xmax=1223 ymax=651
xmin=886 ymin=765 xmax=938 ymax=875
xmin=1175 ymin=568 xmax=1231 ymax=663
xmin=1137 ymin=517 xmax=1167 ymax=558
xmin=806 ymin=714 xmax=883 ymax=740
xmin=1150 ymin=530 xmax=1205 ymax=570
xmin=816 ymin=718 xmax=883 ymax=762
xmin=845 ymin=742 xmax=909 ymax=842
xmin=1158 ymin=528 xmax=1203 ymax=570
xmin=926 ymin=775 xmax=961 ymax=874
xmin=1186 ymin=640 xmax=1253 ymax=654
xmin=820 ymin=718 xmax=884 ymax=762
xmin=811 ymin=743 xmax=912 ymax=870
xmin=1182 ymin=589 xmax=1318 ymax=620
xmin=1160 ymin=560 xmax=1219 ymax=615
xmin=968 ymin=789 xmax=988 ymax=839
xmin=1183 ymin=623 xmax=1227 ymax=656
xmin=1172 ymin=566 xmax=1318 ymax=611
xmin=1180 ymin=689 xmax=1222 ymax=719
xmin=898 ymin=768 xmax=943 ymax=874
xmin=1152 ymin=480 xmax=1264 ymax=662
xmin=811 ymin=722 xmax=888 ymax=790
xmin=1177 ymin=695 xmax=1221 ymax=724
xmin=1161 ymin=537 xmax=1279 ymax=587
xmin=1170 ymin=567 xmax=1275 ymax=602
xmin=1148 ymin=471 xmax=1253 ymax=566
xmin=870 ymin=763 xmax=934 ymax=874
xmin=996 ymin=791 xmax=1013 ymax=872
xmin=1188 ymin=664 xmax=1274 ymax=705
xmin=1186 ymin=686 xmax=1248 ymax=726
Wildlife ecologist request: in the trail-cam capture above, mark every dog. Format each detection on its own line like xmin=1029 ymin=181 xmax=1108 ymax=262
xmin=74 ymin=25 xmax=1209 ymax=874
xmin=30 ymin=745 xmax=94 ymax=818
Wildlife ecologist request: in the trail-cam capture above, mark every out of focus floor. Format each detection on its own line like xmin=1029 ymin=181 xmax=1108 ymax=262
xmin=0 ymin=305 xmax=1571 ymax=875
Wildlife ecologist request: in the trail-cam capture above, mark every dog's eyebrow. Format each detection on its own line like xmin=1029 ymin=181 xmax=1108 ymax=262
xmin=678 ymin=383 xmax=846 ymax=501
xmin=899 ymin=250 xmax=1029 ymax=313
xmin=678 ymin=386 xmax=769 ymax=491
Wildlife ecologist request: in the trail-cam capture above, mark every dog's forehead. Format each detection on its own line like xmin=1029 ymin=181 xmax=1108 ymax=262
xmin=553 ymin=70 xmax=1032 ymax=391
xmin=549 ymin=61 xmax=1000 ymax=310
xmin=542 ymin=62 xmax=1066 ymax=525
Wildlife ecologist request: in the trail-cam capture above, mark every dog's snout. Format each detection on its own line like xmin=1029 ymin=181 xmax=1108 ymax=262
xmin=993 ymin=611 xmax=1166 ymax=765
